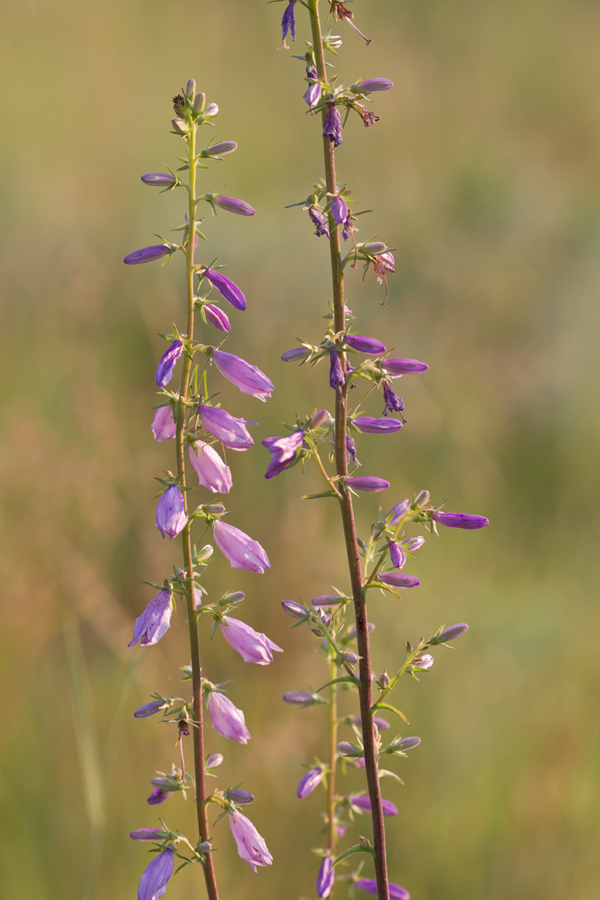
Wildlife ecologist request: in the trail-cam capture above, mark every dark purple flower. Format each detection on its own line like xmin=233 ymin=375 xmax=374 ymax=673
xmin=188 ymin=440 xmax=232 ymax=493
xmin=382 ymin=358 xmax=429 ymax=375
xmin=329 ymin=350 xmax=345 ymax=391
xmin=226 ymin=788 xmax=254 ymax=805
xmin=354 ymin=416 xmax=402 ymax=434
xmin=356 ymin=878 xmax=410 ymax=900
xmin=220 ymin=615 xmax=283 ymax=665
xmin=130 ymin=828 xmax=169 ymax=841
xmin=155 ymin=341 xmax=183 ymax=388
xmin=129 ymin=589 xmax=173 ymax=648
xmin=124 ymin=244 xmax=171 ymax=266
xmin=297 ymin=766 xmax=324 ymax=798
xmin=308 ymin=206 xmax=330 ymax=238
xmin=345 ymin=335 xmax=386 ymax=354
xmin=212 ymin=195 xmax=255 ymax=216
xmin=304 ymin=65 xmax=321 ymax=108
xmin=342 ymin=213 xmax=356 ymax=242
xmin=229 ymin=811 xmax=273 ymax=871
xmin=389 ymin=541 xmax=407 ymax=569
xmin=204 ymin=140 xmax=238 ymax=156
xmin=379 ymin=572 xmax=420 ymax=588
xmin=203 ymin=268 xmax=246 ymax=311
xmin=137 ymin=848 xmax=174 ymax=900
xmin=152 ymin=405 xmax=177 ymax=441
xmin=262 ymin=430 xmax=304 ymax=478
xmin=323 ymin=103 xmax=343 ymax=146
xmin=280 ymin=0 xmax=297 ymax=48
xmin=433 ymin=623 xmax=469 ymax=643
xmin=351 ymin=794 xmax=398 ymax=816
xmin=345 ymin=476 xmax=390 ymax=492
xmin=213 ymin=520 xmax=270 ymax=573
xmin=141 ymin=173 xmax=177 ymax=187
xmin=346 ymin=434 xmax=360 ymax=465
xmin=331 ymin=196 xmax=348 ymax=224
xmin=316 ymin=857 xmax=335 ymax=899
xmin=198 ymin=404 xmax=256 ymax=450
xmin=354 ymin=78 xmax=394 ymax=93
xmin=433 ymin=511 xmax=489 ymax=530
xmin=147 ymin=787 xmax=173 ymax=805
xmin=281 ymin=346 xmax=310 ymax=362
xmin=283 ymin=691 xmax=316 ymax=704
xmin=156 ymin=485 xmax=187 ymax=539
xmin=211 ymin=349 xmax=274 ymax=401
xmin=382 ymin=380 xmax=405 ymax=415
xmin=203 ymin=303 xmax=231 ymax=331
xmin=386 ymin=499 xmax=409 ymax=525
xmin=208 ymin=692 xmax=251 ymax=743
xmin=134 ymin=700 xmax=165 ymax=718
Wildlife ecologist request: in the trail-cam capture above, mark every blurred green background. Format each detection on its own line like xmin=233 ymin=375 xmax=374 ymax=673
xmin=1 ymin=0 xmax=599 ymax=898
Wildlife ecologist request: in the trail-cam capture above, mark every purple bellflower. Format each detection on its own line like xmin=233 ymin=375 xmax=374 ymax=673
xmin=379 ymin=572 xmax=420 ymax=588
xmin=152 ymin=405 xmax=177 ymax=441
xmin=213 ymin=520 xmax=270 ymax=573
xmin=351 ymin=794 xmax=398 ymax=816
xmin=129 ymin=589 xmax=173 ymax=648
xmin=354 ymin=416 xmax=402 ymax=434
xmin=156 ymin=485 xmax=188 ymax=539
xmin=305 ymin=65 xmax=321 ymax=108
xmin=389 ymin=541 xmax=407 ymax=569
xmin=329 ymin=350 xmax=345 ymax=391
xmin=382 ymin=358 xmax=429 ymax=375
xmin=433 ymin=511 xmax=489 ymax=529
xmin=331 ymin=196 xmax=348 ymax=224
xmin=382 ymin=380 xmax=405 ymax=415
xmin=212 ymin=195 xmax=255 ymax=216
xmin=124 ymin=244 xmax=171 ymax=266
xmin=137 ymin=848 xmax=174 ymax=900
xmin=308 ymin=206 xmax=330 ymax=238
xmin=188 ymin=440 xmax=232 ymax=494
xmin=130 ymin=828 xmax=169 ymax=842
xmin=141 ymin=173 xmax=177 ymax=187
xmin=354 ymin=78 xmax=394 ymax=93
xmin=345 ymin=334 xmax=386 ymax=354
xmin=147 ymin=787 xmax=173 ymax=805
xmin=262 ymin=430 xmax=305 ymax=478
xmin=134 ymin=700 xmax=165 ymax=718
xmin=323 ymin=103 xmax=343 ymax=147
xmin=203 ymin=303 xmax=231 ymax=331
xmin=156 ymin=341 xmax=183 ymax=388
xmin=220 ymin=616 xmax=283 ymax=665
xmin=202 ymin=268 xmax=246 ymax=310
xmin=356 ymin=879 xmax=410 ymax=900
xmin=211 ymin=349 xmax=274 ymax=401
xmin=317 ymin=857 xmax=335 ymax=899
xmin=229 ymin=811 xmax=273 ymax=872
xmin=297 ymin=766 xmax=324 ymax=798
xmin=207 ymin=691 xmax=251 ymax=743
xmin=345 ymin=476 xmax=390 ymax=492
xmin=346 ymin=434 xmax=360 ymax=465
xmin=198 ymin=404 xmax=256 ymax=450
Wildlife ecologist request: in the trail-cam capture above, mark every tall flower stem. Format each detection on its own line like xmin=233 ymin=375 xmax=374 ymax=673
xmin=327 ymin=659 xmax=338 ymax=855
xmin=307 ymin=3 xmax=390 ymax=898
xmin=175 ymin=119 xmax=220 ymax=900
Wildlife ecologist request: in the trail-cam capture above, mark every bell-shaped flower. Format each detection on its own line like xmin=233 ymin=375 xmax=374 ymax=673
xmin=262 ymin=430 xmax=304 ymax=478
xmin=124 ymin=244 xmax=171 ymax=265
xmin=356 ymin=879 xmax=410 ymax=900
xmin=381 ymin=358 xmax=429 ymax=375
xmin=354 ymin=416 xmax=402 ymax=434
xmin=379 ymin=572 xmax=420 ymax=589
xmin=156 ymin=485 xmax=188 ymax=539
xmin=350 ymin=794 xmax=398 ymax=816
xmin=211 ymin=350 xmax=274 ymax=401
xmin=345 ymin=335 xmax=386 ymax=354
xmin=198 ymin=404 xmax=256 ymax=450
xmin=433 ymin=511 xmax=489 ymax=530
xmin=129 ymin=589 xmax=173 ymax=648
xmin=297 ymin=766 xmax=324 ymax=798
xmin=214 ymin=520 xmax=270 ymax=573
xmin=220 ymin=616 xmax=283 ymax=665
xmin=203 ymin=268 xmax=246 ymax=310
xmin=203 ymin=304 xmax=231 ymax=332
xmin=188 ymin=441 xmax=232 ymax=494
xmin=156 ymin=341 xmax=183 ymax=388
xmin=137 ymin=848 xmax=174 ymax=900
xmin=317 ymin=857 xmax=335 ymax=899
xmin=346 ymin=476 xmax=390 ymax=493
xmin=152 ymin=405 xmax=177 ymax=441
xmin=208 ymin=691 xmax=251 ymax=743
xmin=212 ymin=195 xmax=255 ymax=216
xmin=229 ymin=810 xmax=273 ymax=872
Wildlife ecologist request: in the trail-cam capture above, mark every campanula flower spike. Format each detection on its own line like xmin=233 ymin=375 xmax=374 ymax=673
xmin=124 ymin=83 xmax=274 ymax=900
xmin=270 ymin=3 xmax=489 ymax=898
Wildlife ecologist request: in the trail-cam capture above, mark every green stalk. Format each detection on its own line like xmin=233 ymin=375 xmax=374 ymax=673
xmin=327 ymin=659 xmax=338 ymax=856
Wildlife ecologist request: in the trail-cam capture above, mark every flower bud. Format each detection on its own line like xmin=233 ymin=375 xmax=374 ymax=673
xmin=337 ymin=741 xmax=364 ymax=757
xmin=281 ymin=346 xmax=310 ymax=362
xmin=433 ymin=511 xmax=489 ymax=529
xmin=141 ymin=173 xmax=177 ymax=187
xmin=352 ymin=78 xmax=394 ymax=93
xmin=379 ymin=671 xmax=391 ymax=689
xmin=193 ymin=92 xmax=206 ymax=114
xmin=412 ymin=654 xmax=434 ymax=670
xmin=386 ymin=499 xmax=409 ymax=526
xmin=201 ymin=141 xmax=238 ymax=158
xmin=185 ymin=78 xmax=196 ymax=98
xmin=343 ymin=651 xmax=359 ymax=664
xmin=130 ymin=828 xmax=169 ymax=842
xmin=203 ymin=303 xmax=231 ymax=332
xmin=382 ymin=359 xmax=429 ymax=376
xmin=311 ymin=595 xmax=343 ymax=606
xmin=204 ymin=102 xmax=219 ymax=117
xmin=414 ymin=489 xmax=430 ymax=507
xmin=387 ymin=736 xmax=421 ymax=753
xmin=281 ymin=600 xmax=309 ymax=619
xmin=283 ymin=691 xmax=318 ymax=705
xmin=225 ymin=788 xmax=254 ymax=805
xmin=134 ymin=699 xmax=166 ymax=718
xmin=431 ymin=623 xmax=469 ymax=644
xmin=171 ymin=117 xmax=189 ymax=135
xmin=205 ymin=753 xmax=224 ymax=769
xmin=361 ymin=241 xmax=387 ymax=255
xmin=310 ymin=408 xmax=330 ymax=428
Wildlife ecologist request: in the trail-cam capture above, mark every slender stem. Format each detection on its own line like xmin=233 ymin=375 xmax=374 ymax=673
xmin=176 ymin=121 xmax=220 ymax=900
xmin=307 ymin=4 xmax=390 ymax=898
xmin=327 ymin=659 xmax=338 ymax=856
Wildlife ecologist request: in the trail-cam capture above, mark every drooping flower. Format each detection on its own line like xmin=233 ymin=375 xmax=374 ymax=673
xmin=433 ymin=511 xmax=489 ymax=530
xmin=316 ymin=856 xmax=335 ymax=899
xmin=198 ymin=404 xmax=256 ymax=450
xmin=297 ymin=766 xmax=324 ymax=798
xmin=152 ymin=405 xmax=177 ymax=441
xmin=354 ymin=78 xmax=394 ymax=93
xmin=229 ymin=811 xmax=273 ymax=872
xmin=211 ymin=350 xmax=274 ymax=401
xmin=220 ymin=616 xmax=283 ymax=665
xmin=355 ymin=878 xmax=410 ymax=900
xmin=147 ymin=787 xmax=173 ymax=805
xmin=155 ymin=341 xmax=183 ymax=388
xmin=354 ymin=416 xmax=402 ymax=434
xmin=350 ymin=794 xmax=398 ymax=816
xmin=202 ymin=268 xmax=246 ymax=310
xmin=203 ymin=303 xmax=231 ymax=332
xmin=345 ymin=334 xmax=386 ymax=354
xmin=141 ymin=173 xmax=177 ymax=187
xmin=382 ymin=381 xmax=405 ymax=415
xmin=304 ymin=65 xmax=321 ymax=108
xmin=212 ymin=195 xmax=255 ymax=216
xmin=262 ymin=430 xmax=305 ymax=478
xmin=388 ymin=541 xmax=407 ymax=569
xmin=379 ymin=572 xmax=420 ymax=588
xmin=129 ymin=589 xmax=173 ymax=647
xmin=331 ymin=196 xmax=348 ymax=224
xmin=134 ymin=700 xmax=166 ymax=718
xmin=136 ymin=848 xmax=174 ymax=900
xmin=130 ymin=828 xmax=170 ymax=841
xmin=188 ymin=441 xmax=232 ymax=493
xmin=213 ymin=520 xmax=270 ymax=573
xmin=124 ymin=244 xmax=171 ymax=265
xmin=329 ymin=350 xmax=345 ymax=391
xmin=156 ymin=485 xmax=188 ymax=539
xmin=207 ymin=692 xmax=251 ymax=743
xmin=382 ymin=358 xmax=429 ymax=375
xmin=345 ymin=476 xmax=390 ymax=492
xmin=323 ymin=103 xmax=343 ymax=146
xmin=308 ymin=206 xmax=330 ymax=238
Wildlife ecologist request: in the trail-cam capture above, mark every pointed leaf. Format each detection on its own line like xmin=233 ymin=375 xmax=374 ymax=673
xmin=371 ymin=702 xmax=409 ymax=725
xmin=331 ymin=843 xmax=376 ymax=869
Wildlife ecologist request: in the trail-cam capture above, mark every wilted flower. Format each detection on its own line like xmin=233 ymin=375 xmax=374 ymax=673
xmin=297 ymin=766 xmax=325 ymax=798
xmin=280 ymin=0 xmax=297 ymax=48
xmin=202 ymin=268 xmax=246 ymax=310
xmin=203 ymin=303 xmax=231 ymax=331
xmin=304 ymin=65 xmax=321 ymax=108
xmin=354 ymin=416 xmax=402 ymax=434
xmin=208 ymin=691 xmax=251 ymax=743
xmin=188 ymin=441 xmax=232 ymax=493
xmin=212 ymin=195 xmax=256 ymax=216
xmin=129 ymin=589 xmax=173 ymax=648
xmin=323 ymin=103 xmax=343 ymax=146
xmin=353 ymin=78 xmax=394 ymax=93
xmin=229 ymin=811 xmax=273 ymax=872
xmin=211 ymin=350 xmax=274 ymax=401
xmin=220 ymin=616 xmax=283 ymax=665
xmin=333 ymin=1 xmax=372 ymax=44
xmin=156 ymin=341 xmax=183 ymax=388
xmin=152 ymin=405 xmax=177 ymax=441
xmin=379 ymin=572 xmax=420 ymax=588
xmin=382 ymin=358 xmax=429 ymax=375
xmin=316 ymin=856 xmax=335 ymax=899
xmin=329 ymin=350 xmax=345 ymax=391
xmin=345 ymin=334 xmax=386 ymax=354
xmin=331 ymin=196 xmax=348 ymax=224
xmin=262 ymin=430 xmax=305 ymax=478
xmin=213 ymin=520 xmax=270 ymax=573
xmin=433 ymin=511 xmax=489 ymax=530
xmin=141 ymin=173 xmax=177 ymax=187
xmin=147 ymin=787 xmax=173 ymax=805
xmin=156 ymin=485 xmax=188 ymax=539
xmin=308 ymin=205 xmax=330 ymax=238
xmin=382 ymin=380 xmax=405 ymax=415
xmin=136 ymin=848 xmax=174 ymax=900
xmin=355 ymin=878 xmax=410 ymax=900
xmin=124 ymin=244 xmax=171 ymax=266
xmin=345 ymin=476 xmax=390 ymax=492
xmin=198 ymin=404 xmax=256 ymax=450
xmin=388 ymin=541 xmax=407 ymax=569
xmin=350 ymin=794 xmax=398 ymax=816
xmin=134 ymin=700 xmax=166 ymax=718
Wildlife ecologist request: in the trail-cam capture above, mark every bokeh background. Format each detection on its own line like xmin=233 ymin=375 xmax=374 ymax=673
xmin=1 ymin=0 xmax=599 ymax=898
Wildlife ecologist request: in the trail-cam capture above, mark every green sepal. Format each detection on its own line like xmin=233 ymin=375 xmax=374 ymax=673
xmin=371 ymin=702 xmax=409 ymax=725
xmin=378 ymin=768 xmax=404 ymax=785
xmin=331 ymin=843 xmax=376 ymax=870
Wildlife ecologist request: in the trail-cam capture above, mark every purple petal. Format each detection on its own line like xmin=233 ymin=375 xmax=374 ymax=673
xmin=155 ymin=485 xmax=187 ymax=539
xmin=433 ymin=511 xmax=489 ymax=530
xmin=124 ymin=244 xmax=171 ymax=265
xmin=388 ymin=541 xmax=407 ymax=569
xmin=331 ymin=196 xmax=348 ymax=224
xmin=345 ymin=335 xmax=386 ymax=354
xmin=345 ymin=476 xmax=390 ymax=493
xmin=137 ymin=849 xmax=174 ymax=900
xmin=354 ymin=416 xmax=403 ymax=434
xmin=203 ymin=268 xmax=246 ymax=310
xmin=213 ymin=520 xmax=270 ymax=573
xmin=129 ymin=589 xmax=173 ymax=648
xmin=356 ymin=879 xmax=410 ymax=900
xmin=188 ymin=441 xmax=232 ymax=493
xmin=203 ymin=304 xmax=231 ymax=332
xmin=381 ymin=358 xmax=429 ymax=375
xmin=208 ymin=692 xmax=251 ymax=743
xmin=211 ymin=349 xmax=273 ymax=401
xmin=156 ymin=341 xmax=183 ymax=388
xmin=316 ymin=857 xmax=335 ymax=899
xmin=220 ymin=615 xmax=282 ymax=665
xmin=229 ymin=811 xmax=273 ymax=872
xmin=351 ymin=794 xmax=398 ymax=816
xmin=152 ymin=405 xmax=177 ymax=441
xmin=262 ymin=430 xmax=304 ymax=478
xmin=379 ymin=572 xmax=420 ymax=589
xmin=198 ymin=404 xmax=256 ymax=450
xmin=297 ymin=766 xmax=324 ymax=798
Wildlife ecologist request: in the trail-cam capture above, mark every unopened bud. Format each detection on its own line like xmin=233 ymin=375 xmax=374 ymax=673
xmin=387 ymin=736 xmax=421 ymax=753
xmin=337 ymin=741 xmax=364 ymax=757
xmin=185 ymin=78 xmax=196 ymax=98
xmin=193 ymin=92 xmax=206 ymax=114
xmin=310 ymin=408 xmax=330 ymax=428
xmin=221 ymin=591 xmax=245 ymax=604
xmin=430 ymin=623 xmax=469 ymax=645
xmin=205 ymin=753 xmax=224 ymax=769
xmin=343 ymin=651 xmax=359 ymax=664
xmin=205 ymin=503 xmax=226 ymax=515
xmin=200 ymin=141 xmax=238 ymax=158
xmin=197 ymin=841 xmax=212 ymax=853
xmin=225 ymin=788 xmax=254 ymax=805
xmin=281 ymin=600 xmax=309 ymax=619
xmin=171 ymin=117 xmax=188 ymax=135
xmin=361 ymin=241 xmax=387 ymax=256
xmin=281 ymin=346 xmax=310 ymax=362
xmin=203 ymin=103 xmax=219 ymax=117
xmin=283 ymin=691 xmax=318 ymax=705
xmin=379 ymin=671 xmax=391 ymax=689
xmin=414 ymin=490 xmax=430 ymax=507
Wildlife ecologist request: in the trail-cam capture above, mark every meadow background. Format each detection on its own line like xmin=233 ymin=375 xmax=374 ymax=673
xmin=1 ymin=0 xmax=599 ymax=898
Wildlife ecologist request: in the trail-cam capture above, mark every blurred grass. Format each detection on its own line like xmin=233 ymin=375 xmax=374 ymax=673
xmin=1 ymin=0 xmax=599 ymax=897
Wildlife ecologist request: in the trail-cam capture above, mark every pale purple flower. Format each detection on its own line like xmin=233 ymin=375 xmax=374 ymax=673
xmin=281 ymin=600 xmax=309 ymax=619
xmin=141 ymin=173 xmax=177 ymax=187
xmin=205 ymin=753 xmax=224 ymax=769
xmin=156 ymin=485 xmax=187 ymax=539
xmin=354 ymin=78 xmax=394 ymax=93
xmin=304 ymin=65 xmax=321 ymax=108
xmin=389 ymin=541 xmax=407 ymax=569
xmin=356 ymin=878 xmax=410 ymax=900
xmin=203 ymin=303 xmax=231 ymax=331
xmin=297 ymin=766 xmax=324 ymax=798
xmin=188 ymin=441 xmax=232 ymax=493
xmin=390 ymin=736 xmax=421 ymax=752
xmin=198 ymin=404 xmax=256 ymax=450
xmin=345 ymin=335 xmax=386 ymax=354
xmin=211 ymin=350 xmax=274 ymax=401
xmin=226 ymin=788 xmax=254 ymax=805
xmin=354 ymin=416 xmax=402 ymax=434
xmin=229 ymin=811 xmax=273 ymax=872
xmin=155 ymin=341 xmax=183 ymax=388
xmin=137 ymin=848 xmax=174 ymax=900
xmin=134 ymin=700 xmax=165 ymax=718
xmin=329 ymin=350 xmax=345 ymax=390
xmin=323 ymin=103 xmax=343 ymax=146
xmin=413 ymin=655 xmax=434 ymax=670
xmin=263 ymin=430 xmax=304 ymax=478
xmin=283 ymin=691 xmax=316 ymax=704
xmin=124 ymin=244 xmax=171 ymax=265
xmin=309 ymin=206 xmax=330 ymax=238
xmin=280 ymin=0 xmax=297 ymax=47
xmin=208 ymin=692 xmax=251 ymax=743
xmin=317 ymin=857 xmax=335 ymax=898
xmin=403 ymin=536 xmax=425 ymax=551
xmin=433 ymin=623 xmax=469 ymax=643
xmin=311 ymin=408 xmax=330 ymax=427
xmin=346 ymin=476 xmax=390 ymax=492
xmin=203 ymin=103 xmax=218 ymax=117
xmin=351 ymin=794 xmax=398 ymax=816
xmin=129 ymin=589 xmax=173 ymax=647
xmin=171 ymin=117 xmax=188 ymax=134
xmin=147 ymin=787 xmax=173 ymax=805
xmin=152 ymin=405 xmax=177 ymax=441
xmin=281 ymin=346 xmax=310 ymax=362
xmin=130 ymin=828 xmax=169 ymax=841
xmin=382 ymin=380 xmax=405 ymax=415
xmin=379 ymin=572 xmax=420 ymax=588
xmin=204 ymin=141 xmax=238 ymax=156
xmin=387 ymin=499 xmax=409 ymax=525
xmin=433 ymin=511 xmax=489 ymax=530
xmin=213 ymin=520 xmax=270 ymax=573
xmin=220 ymin=616 xmax=283 ymax=665
xmin=373 ymin=251 xmax=396 ymax=282
xmin=213 ymin=195 xmax=255 ymax=216
xmin=331 ymin=196 xmax=348 ymax=224
xmin=382 ymin=358 xmax=429 ymax=375
xmin=337 ymin=741 xmax=363 ymax=757
xmin=203 ymin=268 xmax=246 ymax=310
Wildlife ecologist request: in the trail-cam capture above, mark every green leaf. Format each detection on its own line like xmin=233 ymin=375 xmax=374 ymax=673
xmin=378 ymin=768 xmax=404 ymax=785
xmin=331 ymin=843 xmax=376 ymax=869
xmin=371 ymin=702 xmax=409 ymax=725
xmin=316 ymin=675 xmax=360 ymax=693
xmin=302 ymin=490 xmax=338 ymax=500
